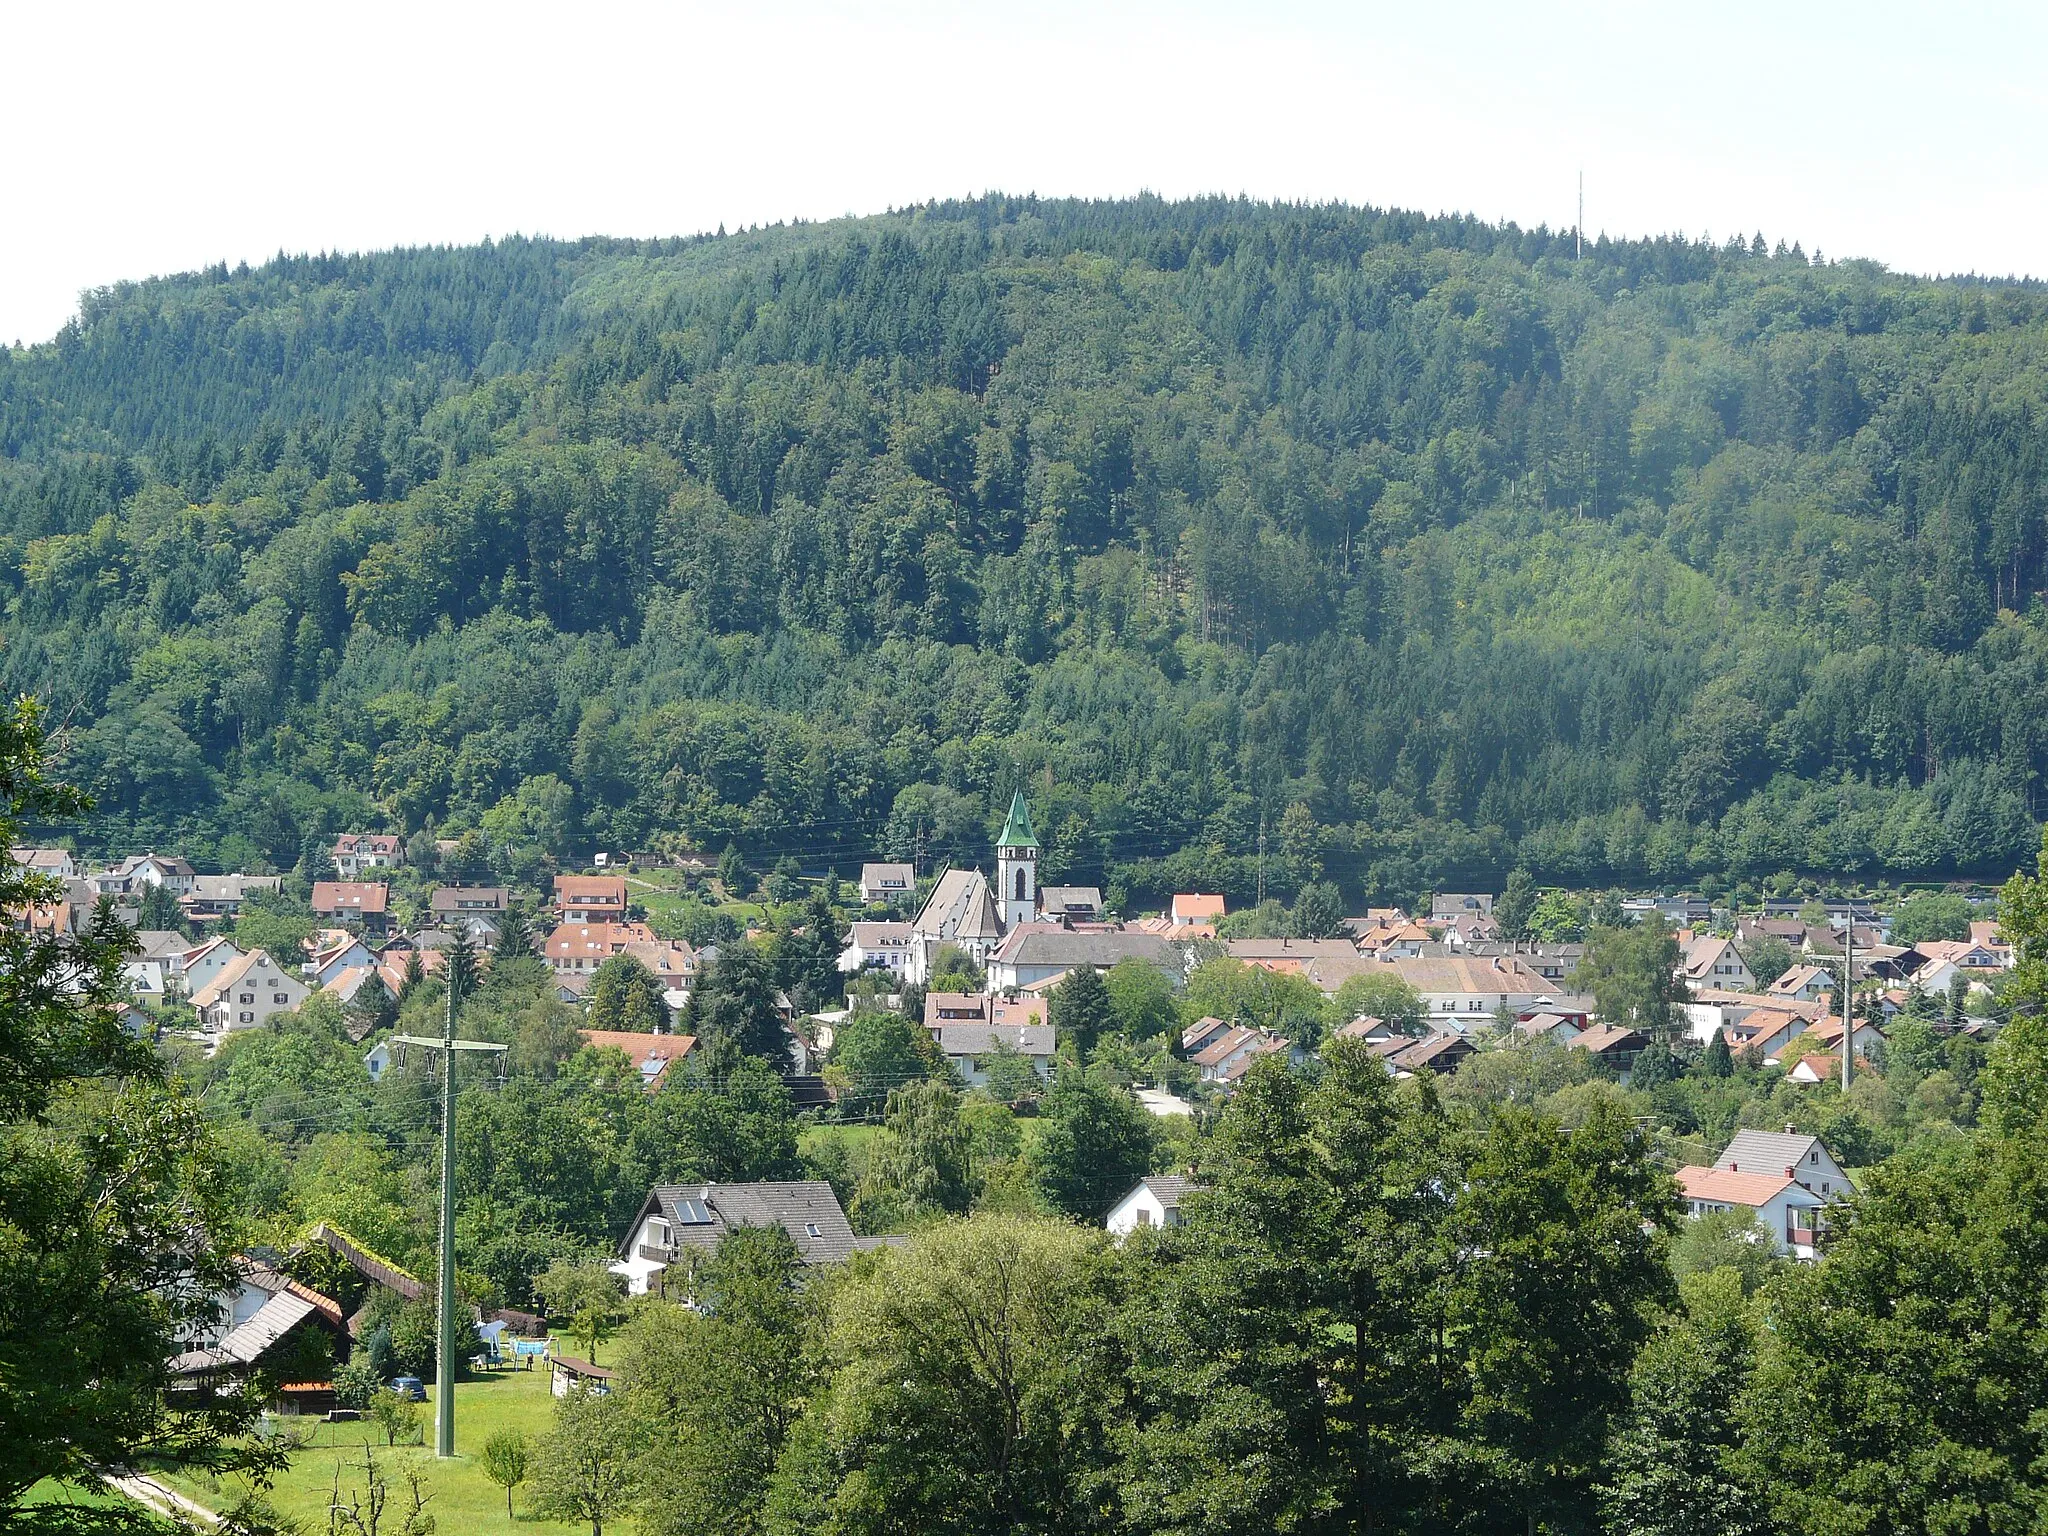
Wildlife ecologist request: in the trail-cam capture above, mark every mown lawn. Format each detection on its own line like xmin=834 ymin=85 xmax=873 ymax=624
xmin=21 ymin=1477 xmax=178 ymax=1527
xmin=163 ymin=1366 xmax=574 ymax=1533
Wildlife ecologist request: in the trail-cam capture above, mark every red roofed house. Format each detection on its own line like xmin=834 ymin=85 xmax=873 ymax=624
xmin=1170 ymin=894 xmax=1226 ymax=932
xmin=578 ymin=1030 xmax=699 ymax=1089
xmin=1674 ymin=1165 xmax=1827 ymax=1258
xmin=545 ymin=920 xmax=659 ymax=975
xmin=556 ymin=875 xmax=629 ymax=925
xmin=310 ymin=881 xmax=391 ymax=934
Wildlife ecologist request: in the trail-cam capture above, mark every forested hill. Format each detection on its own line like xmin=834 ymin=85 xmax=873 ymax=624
xmin=3 ymin=194 xmax=2047 ymax=902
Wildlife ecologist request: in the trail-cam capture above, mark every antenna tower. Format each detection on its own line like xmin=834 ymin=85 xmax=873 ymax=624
xmin=1577 ymin=171 xmax=1584 ymax=260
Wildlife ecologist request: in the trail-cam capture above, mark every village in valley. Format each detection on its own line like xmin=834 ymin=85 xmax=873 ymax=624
xmin=22 ymin=779 xmax=2009 ymax=1434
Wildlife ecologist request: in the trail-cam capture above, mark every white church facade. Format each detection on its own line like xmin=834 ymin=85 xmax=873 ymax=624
xmin=906 ymin=790 xmax=1045 ymax=986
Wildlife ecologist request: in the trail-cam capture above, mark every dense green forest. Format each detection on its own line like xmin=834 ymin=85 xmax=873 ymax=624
xmin=5 ymin=196 xmax=2048 ymax=900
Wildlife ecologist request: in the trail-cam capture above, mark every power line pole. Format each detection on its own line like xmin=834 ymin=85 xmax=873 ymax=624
xmin=1577 ymin=171 xmax=1584 ymax=261
xmin=1841 ymin=907 xmax=1854 ymax=1093
xmin=390 ymin=954 xmax=505 ymax=1459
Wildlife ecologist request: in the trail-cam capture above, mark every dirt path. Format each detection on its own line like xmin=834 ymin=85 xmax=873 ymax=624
xmin=105 ymin=1472 xmax=217 ymax=1526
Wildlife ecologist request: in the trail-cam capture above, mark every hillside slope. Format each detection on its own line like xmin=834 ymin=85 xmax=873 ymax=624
xmin=1 ymin=195 xmax=2045 ymax=901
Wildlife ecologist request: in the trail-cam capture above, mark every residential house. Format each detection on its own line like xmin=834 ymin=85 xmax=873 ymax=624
xmin=363 ymin=1039 xmax=396 ymax=1082
xmin=12 ymin=848 xmax=76 ymax=878
xmin=182 ymin=936 xmax=246 ymax=997
xmin=1357 ymin=922 xmax=1436 ymax=959
xmin=986 ymin=926 xmax=1180 ymax=993
xmin=1105 ymin=1175 xmax=1198 ymax=1237
xmin=555 ymin=874 xmax=629 ymax=925
xmin=1769 ymin=964 xmax=1837 ymax=1004
xmin=619 ymin=938 xmax=700 ymax=1013
xmin=1908 ymin=939 xmax=2006 ymax=995
xmin=181 ymin=874 xmax=282 ymax=924
xmin=858 ymin=862 xmax=916 ymax=905
xmin=1674 ymin=1166 xmax=1828 ymax=1258
xmin=1683 ymin=988 xmax=1826 ymax=1045
xmin=1717 ymin=1128 xmax=1852 ymax=1199
xmin=1720 ymin=1006 xmax=1812 ymax=1064
xmin=429 ymin=886 xmax=510 ymax=947
xmin=1191 ymin=1024 xmax=1291 ymax=1084
xmin=1567 ymin=1023 xmax=1650 ymax=1079
xmin=1806 ymin=1015 xmax=1888 ymax=1061
xmin=929 ymin=1020 xmax=1056 ymax=1088
xmin=1330 ymin=954 xmax=1583 ymax=1030
xmin=544 ymin=920 xmax=659 ymax=976
xmin=194 ymin=950 xmax=309 ymax=1038
xmin=306 ymin=934 xmax=377 ymax=987
xmin=122 ymin=957 xmax=172 ymax=1006
xmin=1039 ymin=885 xmax=1104 ymax=923
xmin=94 ymin=853 xmax=196 ymax=897
xmin=578 ymin=1030 xmax=699 ymax=1089
xmin=1681 ymin=935 xmax=1756 ymax=992
xmin=1787 ymin=1052 xmax=1872 ymax=1084
xmin=1434 ymin=910 xmax=1500 ymax=947
xmin=1181 ymin=1015 xmax=1233 ymax=1055
xmin=1382 ymin=1032 xmax=1476 ymax=1075
xmin=1514 ymin=1009 xmax=1589 ymax=1043
xmin=1169 ymin=893 xmax=1225 ymax=931
xmin=169 ymin=1258 xmax=345 ymax=1389
xmin=924 ymin=992 xmax=1047 ymax=1031
xmin=331 ymin=834 xmax=403 ymax=879
xmin=1431 ymin=892 xmax=1494 ymax=921
xmin=1968 ymin=920 xmax=2012 ymax=964
xmin=612 ymin=1181 xmax=868 ymax=1296
xmin=838 ymin=920 xmax=914 ymax=978
xmin=310 ymin=881 xmax=391 ymax=934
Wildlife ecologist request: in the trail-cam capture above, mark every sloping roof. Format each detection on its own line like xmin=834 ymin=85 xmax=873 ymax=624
xmin=635 ymin=1181 xmax=860 ymax=1265
xmin=848 ymin=921 xmax=911 ymax=947
xmin=192 ymin=949 xmax=298 ymax=1010
xmin=1567 ymin=1023 xmax=1647 ymax=1056
xmin=1226 ymin=938 xmax=1364 ymax=962
xmin=1181 ymin=1015 xmax=1232 ymax=1052
xmin=1171 ymin=894 xmax=1226 ymax=922
xmin=171 ymin=1289 xmax=316 ymax=1375
xmin=859 ymin=862 xmax=915 ymax=889
xmin=187 ymin=874 xmax=281 ymax=902
xmin=311 ymin=881 xmax=389 ymax=915
xmin=1390 ymin=1033 xmax=1473 ymax=1072
xmin=1716 ymin=1129 xmax=1829 ymax=1177
xmin=578 ymin=1030 xmax=698 ymax=1087
xmin=1040 ymin=886 xmax=1103 ymax=913
xmin=996 ymin=790 xmax=1039 ymax=850
xmin=912 ymin=868 xmax=1005 ymax=944
xmin=1676 ymin=1165 xmax=1804 ymax=1207
xmin=431 ymin=886 xmax=509 ymax=912
xmin=1139 ymin=1175 xmax=1196 ymax=1208
xmin=555 ymin=875 xmax=628 ymax=903
xmin=1192 ymin=1025 xmax=1270 ymax=1067
xmin=308 ymin=1223 xmax=426 ymax=1302
xmin=989 ymin=927 xmax=1178 ymax=970
xmin=931 ymin=1022 xmax=1055 ymax=1057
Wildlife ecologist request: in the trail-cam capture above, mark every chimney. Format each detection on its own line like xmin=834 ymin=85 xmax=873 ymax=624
xmin=1730 ymin=1162 xmax=1739 ymax=1171
xmin=1785 ymin=1122 xmax=1795 ymax=1134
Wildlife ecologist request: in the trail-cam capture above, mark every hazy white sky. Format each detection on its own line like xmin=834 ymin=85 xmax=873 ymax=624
xmin=4 ymin=0 xmax=2042 ymax=343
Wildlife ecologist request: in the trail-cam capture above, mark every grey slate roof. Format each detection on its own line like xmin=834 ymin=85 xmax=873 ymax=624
xmin=170 ymin=1289 xmax=315 ymax=1375
xmin=990 ymin=927 xmax=1178 ymax=970
xmin=914 ymin=869 xmax=1005 ymax=944
xmin=931 ymin=1022 xmax=1055 ymax=1057
xmin=636 ymin=1181 xmax=860 ymax=1265
xmin=1715 ymin=1129 xmax=1829 ymax=1177
xmin=1140 ymin=1175 xmax=1196 ymax=1208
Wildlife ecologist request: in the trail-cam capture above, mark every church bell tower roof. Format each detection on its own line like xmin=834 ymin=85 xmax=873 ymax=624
xmin=996 ymin=789 xmax=1039 ymax=851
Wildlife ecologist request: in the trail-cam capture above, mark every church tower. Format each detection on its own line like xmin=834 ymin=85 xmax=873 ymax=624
xmin=995 ymin=789 xmax=1039 ymax=930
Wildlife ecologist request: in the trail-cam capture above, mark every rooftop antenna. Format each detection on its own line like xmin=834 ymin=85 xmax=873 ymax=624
xmin=1577 ymin=171 xmax=1584 ymax=261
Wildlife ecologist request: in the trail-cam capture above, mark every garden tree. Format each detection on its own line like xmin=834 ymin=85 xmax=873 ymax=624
xmin=974 ymin=1036 xmax=1047 ymax=1107
xmin=1739 ymin=1129 xmax=2048 ymax=1531
xmin=1101 ymin=956 xmax=1178 ymax=1042
xmin=764 ymin=1214 xmax=1119 ymax=1535
xmin=1702 ymin=1028 xmax=1734 ymax=1077
xmin=444 ymin=928 xmax=480 ymax=1000
xmin=1667 ymin=1207 xmax=1782 ymax=1296
xmin=766 ymin=855 xmax=803 ymax=904
xmin=1047 ymin=962 xmax=1116 ymax=1057
xmin=825 ymin=1009 xmax=944 ymax=1118
xmin=1446 ymin=1099 xmax=1678 ymax=1531
xmin=233 ymin=888 xmax=317 ymax=966
xmin=851 ymin=1078 xmax=974 ymax=1231
xmin=1119 ymin=1043 xmax=1462 ymax=1533
xmin=345 ymin=975 xmax=398 ymax=1040
xmin=0 ymin=700 xmax=282 ymax=1517
xmin=1328 ymin=970 xmax=1428 ymax=1033
xmin=1598 ymin=1269 xmax=1769 ymax=1536
xmin=398 ymin=949 xmax=426 ymax=1000
xmin=624 ymin=1225 xmax=814 ymax=1536
xmin=718 ymin=844 xmax=749 ymax=898
xmin=1026 ymin=1065 xmax=1156 ymax=1220
xmin=1578 ymin=919 xmax=1687 ymax=1035
xmin=586 ymin=955 xmax=669 ymax=1034
xmin=1496 ymin=868 xmax=1538 ymax=943
xmin=775 ymin=892 xmax=846 ymax=1012
xmin=1528 ymin=889 xmax=1586 ymax=943
xmin=1289 ymin=880 xmax=1346 ymax=939
xmin=534 ymin=1385 xmax=640 ymax=1536
xmin=494 ymin=899 xmax=535 ymax=959
xmin=535 ymin=1259 xmax=627 ymax=1365
xmin=680 ymin=941 xmax=787 ymax=1069
xmin=481 ymin=1429 xmax=531 ymax=1519
xmin=1180 ymin=956 xmax=1328 ymax=1041
xmin=926 ymin=943 xmax=985 ymax=993
xmin=629 ymin=1056 xmax=802 ymax=1187
xmin=1733 ymin=933 xmax=1795 ymax=995
xmin=1886 ymin=891 xmax=1975 ymax=944
xmin=136 ymin=878 xmax=185 ymax=934
xmin=369 ymin=1388 xmax=423 ymax=1447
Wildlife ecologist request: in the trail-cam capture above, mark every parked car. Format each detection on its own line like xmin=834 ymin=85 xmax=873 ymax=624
xmin=387 ymin=1376 xmax=426 ymax=1401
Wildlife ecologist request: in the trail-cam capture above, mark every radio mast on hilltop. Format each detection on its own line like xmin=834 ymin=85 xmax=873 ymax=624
xmin=1577 ymin=171 xmax=1584 ymax=260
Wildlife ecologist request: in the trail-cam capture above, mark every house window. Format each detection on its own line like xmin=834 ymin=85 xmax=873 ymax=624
xmin=804 ymin=1222 xmax=822 ymax=1240
xmin=1014 ymin=868 xmax=1027 ymax=902
xmin=273 ymin=993 xmax=290 ymax=1004
xmin=239 ymin=993 xmax=254 ymax=1004
xmin=238 ymin=1011 xmax=254 ymax=1023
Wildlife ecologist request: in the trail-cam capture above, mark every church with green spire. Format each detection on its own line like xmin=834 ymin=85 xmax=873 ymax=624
xmin=995 ymin=789 xmax=1039 ymax=929
xmin=904 ymin=787 xmax=1041 ymax=985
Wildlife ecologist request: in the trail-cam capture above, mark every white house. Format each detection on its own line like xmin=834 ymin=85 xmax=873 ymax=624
xmin=928 ymin=1021 xmax=1054 ymax=1088
xmin=983 ymin=927 xmax=1180 ymax=993
xmin=612 ymin=1182 xmax=863 ymax=1297
xmin=332 ymin=833 xmax=403 ymax=879
xmin=1681 ymin=935 xmax=1755 ymax=992
xmin=858 ymin=863 xmax=915 ymax=905
xmin=194 ymin=950 xmax=309 ymax=1039
xmin=182 ymin=936 xmax=246 ymax=997
xmin=1169 ymin=893 xmax=1225 ymax=931
xmin=12 ymin=848 xmax=76 ymax=878
xmin=839 ymin=921 xmax=913 ymax=978
xmin=1106 ymin=1175 xmax=1198 ymax=1238
xmin=1674 ymin=1165 xmax=1828 ymax=1259
xmin=1716 ymin=1128 xmax=1853 ymax=1200
xmin=1770 ymin=965 xmax=1837 ymax=1004
xmin=307 ymin=935 xmax=378 ymax=986
xmin=363 ymin=1039 xmax=396 ymax=1082
xmin=93 ymin=853 xmax=196 ymax=896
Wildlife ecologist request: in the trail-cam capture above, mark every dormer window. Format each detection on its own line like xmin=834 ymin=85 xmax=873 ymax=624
xmin=804 ymin=1222 xmax=822 ymax=1240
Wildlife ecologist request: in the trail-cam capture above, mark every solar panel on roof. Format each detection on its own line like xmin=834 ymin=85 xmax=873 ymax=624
xmin=672 ymin=1197 xmax=713 ymax=1224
